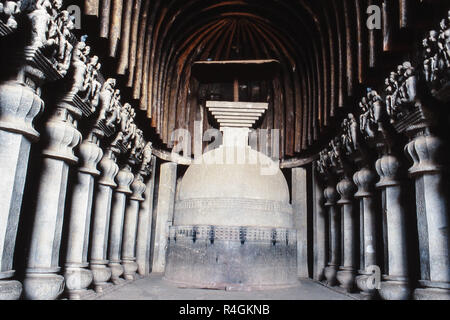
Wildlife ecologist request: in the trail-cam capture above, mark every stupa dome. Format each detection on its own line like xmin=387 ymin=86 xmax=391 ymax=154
xmin=178 ymin=146 xmax=290 ymax=202
xmin=173 ymin=145 xmax=294 ymax=229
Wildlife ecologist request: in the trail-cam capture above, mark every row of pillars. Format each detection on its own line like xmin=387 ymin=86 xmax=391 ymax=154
xmin=0 ymin=2 xmax=182 ymax=300
xmin=0 ymin=77 xmax=182 ymax=299
xmin=294 ymin=130 xmax=449 ymax=300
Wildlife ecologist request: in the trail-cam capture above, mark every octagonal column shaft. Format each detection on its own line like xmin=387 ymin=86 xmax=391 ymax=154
xmin=24 ymin=105 xmax=82 ymax=300
xmin=89 ymin=148 xmax=119 ymax=293
xmin=152 ymin=162 xmax=177 ymax=273
xmin=324 ymin=180 xmax=340 ymax=286
xmin=122 ymin=173 xmax=146 ymax=280
xmin=136 ymin=161 xmax=156 ymax=276
xmin=405 ymin=132 xmax=450 ymax=300
xmin=292 ymin=167 xmax=309 ymax=278
xmin=108 ymin=164 xmax=134 ymax=284
xmin=0 ymin=81 xmax=43 ymax=300
xmin=336 ymin=175 xmax=357 ymax=292
xmin=354 ymin=165 xmax=379 ymax=299
xmin=376 ymin=154 xmax=411 ymax=300
xmin=312 ymin=163 xmax=327 ymax=281
xmin=64 ymin=132 xmax=103 ymax=300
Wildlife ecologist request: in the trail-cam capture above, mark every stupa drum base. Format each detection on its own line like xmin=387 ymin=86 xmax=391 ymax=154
xmin=164 ymin=225 xmax=298 ymax=291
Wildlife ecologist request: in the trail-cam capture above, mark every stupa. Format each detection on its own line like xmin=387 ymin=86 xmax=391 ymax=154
xmin=164 ymin=60 xmax=297 ymax=290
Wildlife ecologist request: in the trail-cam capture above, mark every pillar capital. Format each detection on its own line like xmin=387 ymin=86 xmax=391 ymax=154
xmin=41 ymin=105 xmax=82 ymax=164
xmin=130 ymin=173 xmax=146 ymax=202
xmin=353 ymin=166 xmax=377 ymax=198
xmin=405 ymin=131 xmax=446 ymax=177
xmin=98 ymin=148 xmax=119 ymax=187
xmin=375 ymin=154 xmax=402 ymax=188
xmin=324 ymin=185 xmax=339 ymax=207
xmin=0 ymin=81 xmax=44 ymax=141
xmin=115 ymin=164 xmax=134 ymax=194
xmin=78 ymin=131 xmax=104 ymax=176
xmin=337 ymin=175 xmax=356 ymax=205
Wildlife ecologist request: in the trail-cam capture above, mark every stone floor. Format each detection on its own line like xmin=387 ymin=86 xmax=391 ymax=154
xmin=96 ymin=274 xmax=353 ymax=300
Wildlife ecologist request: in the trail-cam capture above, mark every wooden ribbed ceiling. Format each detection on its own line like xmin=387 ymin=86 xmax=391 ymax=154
xmin=79 ymin=0 xmax=448 ymax=160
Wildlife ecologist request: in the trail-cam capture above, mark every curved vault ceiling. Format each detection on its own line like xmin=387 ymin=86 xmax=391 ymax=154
xmin=79 ymin=0 xmax=445 ymax=160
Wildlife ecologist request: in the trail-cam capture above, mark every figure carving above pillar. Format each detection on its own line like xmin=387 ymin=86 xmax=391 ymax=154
xmin=0 ymin=0 xmax=76 ymax=93
xmin=63 ymin=41 xmax=101 ymax=114
xmin=27 ymin=0 xmax=75 ymax=76
xmin=422 ymin=10 xmax=450 ymax=101
xmin=97 ymin=78 xmax=117 ymax=130
xmin=359 ymin=89 xmax=389 ymax=142
xmin=140 ymin=142 xmax=153 ymax=176
xmin=0 ymin=0 xmax=21 ymax=30
xmin=384 ymin=63 xmax=418 ymax=123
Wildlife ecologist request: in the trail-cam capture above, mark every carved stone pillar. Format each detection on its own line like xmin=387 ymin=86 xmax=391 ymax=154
xmin=152 ymin=162 xmax=177 ymax=273
xmin=336 ymin=174 xmax=358 ymax=292
xmin=122 ymin=173 xmax=146 ymax=280
xmin=136 ymin=158 xmax=156 ymax=276
xmin=312 ymin=163 xmax=327 ymax=281
xmin=376 ymin=154 xmax=411 ymax=300
xmin=24 ymin=104 xmax=82 ymax=300
xmin=405 ymin=131 xmax=450 ymax=300
xmin=108 ymin=164 xmax=134 ymax=284
xmin=324 ymin=179 xmax=340 ymax=286
xmin=64 ymin=130 xmax=103 ymax=300
xmin=0 ymin=3 xmax=72 ymax=297
xmin=89 ymin=147 xmax=119 ymax=293
xmin=0 ymin=81 xmax=43 ymax=300
xmin=354 ymin=165 xmax=379 ymax=299
xmin=292 ymin=167 xmax=309 ymax=278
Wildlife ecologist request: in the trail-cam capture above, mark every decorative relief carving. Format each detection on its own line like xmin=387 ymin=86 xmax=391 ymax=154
xmin=316 ymin=135 xmax=348 ymax=180
xmin=341 ymin=113 xmax=361 ymax=156
xmin=359 ymin=89 xmax=387 ymax=140
xmin=0 ymin=1 xmax=76 ymax=95
xmin=105 ymin=89 xmax=121 ymax=130
xmin=385 ymin=62 xmax=420 ymax=126
xmin=106 ymin=101 xmax=141 ymax=155
xmin=120 ymin=103 xmax=137 ymax=150
xmin=422 ymin=10 xmax=450 ymax=100
xmin=27 ymin=0 xmax=75 ymax=76
xmin=139 ymin=142 xmax=153 ymax=175
xmin=96 ymin=78 xmax=116 ymax=132
xmin=0 ymin=1 xmax=153 ymax=179
xmin=329 ymin=137 xmax=346 ymax=172
xmin=61 ymin=41 xmax=103 ymax=118
xmin=169 ymin=225 xmax=297 ymax=243
xmin=109 ymin=131 xmax=124 ymax=151
xmin=317 ymin=149 xmax=331 ymax=176
xmin=0 ymin=0 xmax=21 ymax=32
xmin=82 ymin=55 xmax=102 ymax=108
